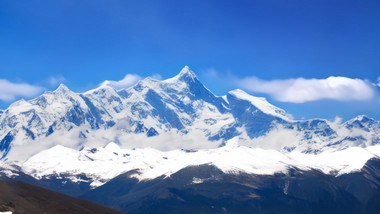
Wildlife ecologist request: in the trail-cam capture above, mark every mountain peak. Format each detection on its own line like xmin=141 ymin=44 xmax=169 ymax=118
xmin=179 ymin=65 xmax=197 ymax=77
xmin=8 ymin=98 xmax=31 ymax=109
xmin=138 ymin=76 xmax=160 ymax=85
xmin=177 ymin=66 xmax=198 ymax=82
xmin=356 ymin=115 xmax=371 ymax=121
xmin=179 ymin=65 xmax=194 ymax=75
xmin=163 ymin=66 xmax=198 ymax=84
xmin=84 ymin=84 xmax=119 ymax=96
xmin=346 ymin=114 xmax=373 ymax=124
xmin=54 ymin=83 xmax=70 ymax=93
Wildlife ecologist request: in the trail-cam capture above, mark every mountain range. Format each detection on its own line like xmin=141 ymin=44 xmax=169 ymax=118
xmin=1 ymin=66 xmax=379 ymax=160
xmin=0 ymin=66 xmax=379 ymax=213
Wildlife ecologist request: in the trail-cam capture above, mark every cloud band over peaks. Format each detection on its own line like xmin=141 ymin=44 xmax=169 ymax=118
xmin=237 ymin=76 xmax=374 ymax=103
xmin=0 ymin=79 xmax=43 ymax=102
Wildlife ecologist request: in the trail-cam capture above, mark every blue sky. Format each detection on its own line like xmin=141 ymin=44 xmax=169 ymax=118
xmin=0 ymin=0 xmax=379 ymax=120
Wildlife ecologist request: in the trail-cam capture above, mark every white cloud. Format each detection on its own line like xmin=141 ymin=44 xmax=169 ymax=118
xmin=236 ymin=76 xmax=375 ymax=103
xmin=0 ymin=79 xmax=43 ymax=102
xmin=6 ymin=126 xmax=221 ymax=161
xmin=47 ymin=75 xmax=65 ymax=87
xmin=151 ymin=74 xmax=162 ymax=80
xmin=100 ymin=74 xmax=142 ymax=89
xmin=244 ymin=125 xmax=303 ymax=150
xmin=203 ymin=68 xmax=219 ymax=78
xmin=100 ymin=73 xmax=163 ymax=90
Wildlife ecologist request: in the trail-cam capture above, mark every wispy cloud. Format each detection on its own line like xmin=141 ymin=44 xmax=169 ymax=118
xmin=47 ymin=75 xmax=66 ymax=87
xmin=0 ymin=79 xmax=43 ymax=102
xmin=203 ymin=68 xmax=219 ymax=78
xmin=236 ymin=76 xmax=374 ymax=103
xmin=201 ymin=68 xmax=378 ymax=103
xmin=151 ymin=74 xmax=162 ymax=80
xmin=100 ymin=74 xmax=143 ymax=89
xmin=100 ymin=73 xmax=163 ymax=90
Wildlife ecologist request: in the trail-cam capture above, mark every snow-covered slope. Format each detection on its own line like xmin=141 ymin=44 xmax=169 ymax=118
xmin=227 ymin=89 xmax=291 ymax=121
xmin=20 ymin=139 xmax=380 ymax=188
xmin=0 ymin=66 xmax=379 ymax=161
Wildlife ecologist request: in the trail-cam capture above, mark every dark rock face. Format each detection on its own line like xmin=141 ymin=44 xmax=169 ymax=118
xmin=0 ymin=132 xmax=13 ymax=159
xmin=335 ymin=158 xmax=380 ymax=214
xmin=0 ymin=179 xmax=122 ymax=214
xmin=1 ymin=158 xmax=379 ymax=214
xmin=77 ymin=159 xmax=380 ymax=214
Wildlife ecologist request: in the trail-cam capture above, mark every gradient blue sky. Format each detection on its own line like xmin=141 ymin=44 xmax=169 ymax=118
xmin=1 ymin=0 xmax=379 ymax=120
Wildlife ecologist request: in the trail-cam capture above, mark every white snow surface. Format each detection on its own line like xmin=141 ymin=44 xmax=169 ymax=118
xmin=0 ymin=161 xmax=19 ymax=177
xmin=228 ymin=89 xmax=292 ymax=121
xmin=20 ymin=139 xmax=380 ymax=188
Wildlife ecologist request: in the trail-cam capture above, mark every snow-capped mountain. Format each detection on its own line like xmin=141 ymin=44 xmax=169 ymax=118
xmin=19 ymin=140 xmax=380 ymax=188
xmin=0 ymin=66 xmax=379 ymax=161
xmin=1 ymin=66 xmax=380 ymax=213
xmin=2 ymin=141 xmax=379 ymax=214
